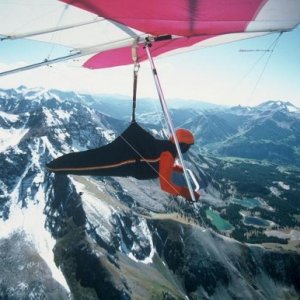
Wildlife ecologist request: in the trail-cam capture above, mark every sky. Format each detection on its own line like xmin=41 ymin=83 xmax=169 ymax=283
xmin=1 ymin=25 xmax=300 ymax=107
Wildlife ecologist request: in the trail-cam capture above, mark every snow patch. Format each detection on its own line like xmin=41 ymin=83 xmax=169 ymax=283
xmin=286 ymin=103 xmax=299 ymax=113
xmin=269 ymin=186 xmax=281 ymax=197
xmin=0 ymin=180 xmax=8 ymax=200
xmin=71 ymin=178 xmax=114 ymax=220
xmin=128 ymin=219 xmax=155 ymax=265
xmin=200 ymin=162 xmax=210 ymax=169
xmin=0 ymin=185 xmax=69 ymax=292
xmin=277 ymin=181 xmax=290 ymax=190
xmin=42 ymin=108 xmax=56 ymax=126
xmin=98 ymin=128 xmax=115 ymax=142
xmin=0 ymin=128 xmax=29 ymax=152
xmin=0 ymin=139 xmax=69 ymax=291
xmin=41 ymin=136 xmax=60 ymax=158
xmin=0 ymin=110 xmax=19 ymax=122
xmin=274 ymin=120 xmax=291 ymax=129
xmin=71 ymin=178 xmax=115 ymax=244
xmin=0 ymin=90 xmax=6 ymax=98
xmin=54 ymin=129 xmax=70 ymax=153
xmin=55 ymin=109 xmax=71 ymax=122
xmin=71 ymin=139 xmax=87 ymax=151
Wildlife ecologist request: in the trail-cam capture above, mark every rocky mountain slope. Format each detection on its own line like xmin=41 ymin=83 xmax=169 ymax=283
xmin=174 ymin=100 xmax=300 ymax=165
xmin=0 ymin=86 xmax=299 ymax=299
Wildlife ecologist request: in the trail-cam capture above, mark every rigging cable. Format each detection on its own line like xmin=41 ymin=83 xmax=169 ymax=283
xmin=119 ymin=133 xmax=184 ymax=198
xmin=46 ymin=4 xmax=69 ymax=61
xmin=229 ymin=32 xmax=283 ymax=104
xmin=209 ymin=32 xmax=284 ymax=188
xmin=230 ymin=32 xmax=283 ymax=102
xmin=119 ymin=131 xmax=207 ymax=229
xmin=125 ymin=43 xmax=183 ymax=198
xmin=117 ymin=42 xmax=203 ymax=211
xmin=248 ymin=32 xmax=283 ymax=101
xmin=127 ymin=42 xmax=193 ymax=200
xmin=144 ymin=36 xmax=198 ymax=203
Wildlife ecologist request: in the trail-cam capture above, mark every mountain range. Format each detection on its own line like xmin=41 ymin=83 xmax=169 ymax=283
xmin=0 ymin=86 xmax=299 ymax=299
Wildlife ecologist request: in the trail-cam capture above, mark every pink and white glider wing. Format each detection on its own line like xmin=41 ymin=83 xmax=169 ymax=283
xmin=0 ymin=0 xmax=300 ymax=71
xmin=60 ymin=0 xmax=300 ymax=69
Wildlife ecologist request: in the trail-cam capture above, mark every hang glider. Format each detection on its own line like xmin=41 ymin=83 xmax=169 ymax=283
xmin=1 ymin=0 xmax=300 ymax=74
xmin=1 ymin=0 xmax=300 ymax=202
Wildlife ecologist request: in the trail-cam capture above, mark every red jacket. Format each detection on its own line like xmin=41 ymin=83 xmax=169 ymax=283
xmin=159 ymin=151 xmax=199 ymax=201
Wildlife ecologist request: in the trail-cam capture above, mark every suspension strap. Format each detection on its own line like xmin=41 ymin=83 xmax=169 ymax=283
xmin=131 ymin=42 xmax=140 ymax=123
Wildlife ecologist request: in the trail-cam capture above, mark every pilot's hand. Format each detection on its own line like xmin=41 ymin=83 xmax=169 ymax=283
xmin=173 ymin=164 xmax=184 ymax=173
xmin=179 ymin=187 xmax=200 ymax=202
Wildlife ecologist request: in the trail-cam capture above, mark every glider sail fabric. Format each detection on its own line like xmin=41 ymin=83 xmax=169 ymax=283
xmin=60 ymin=0 xmax=300 ymax=68
xmin=60 ymin=0 xmax=276 ymax=36
xmin=0 ymin=0 xmax=300 ymax=71
xmin=0 ymin=0 xmax=143 ymax=58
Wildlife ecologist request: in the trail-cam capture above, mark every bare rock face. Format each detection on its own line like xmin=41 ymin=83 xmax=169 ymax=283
xmin=0 ymin=232 xmax=69 ymax=300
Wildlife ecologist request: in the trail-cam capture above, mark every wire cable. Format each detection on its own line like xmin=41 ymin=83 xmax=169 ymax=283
xmin=248 ymin=32 xmax=283 ymax=101
xmin=46 ymin=4 xmax=69 ymax=60
xmin=118 ymin=133 xmax=183 ymax=197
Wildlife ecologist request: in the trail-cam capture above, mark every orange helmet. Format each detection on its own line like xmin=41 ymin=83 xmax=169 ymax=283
xmin=169 ymin=128 xmax=194 ymax=145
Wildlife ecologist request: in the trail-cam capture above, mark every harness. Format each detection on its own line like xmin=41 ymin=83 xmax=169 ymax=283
xmin=46 ymin=122 xmax=176 ymax=180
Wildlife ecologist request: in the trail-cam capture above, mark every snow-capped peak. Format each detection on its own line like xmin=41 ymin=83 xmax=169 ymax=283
xmin=258 ymin=100 xmax=299 ymax=113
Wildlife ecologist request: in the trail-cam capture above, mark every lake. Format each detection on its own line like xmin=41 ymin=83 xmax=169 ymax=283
xmin=205 ymin=209 xmax=234 ymax=231
xmin=243 ymin=216 xmax=270 ymax=227
xmin=231 ymin=197 xmax=263 ymax=209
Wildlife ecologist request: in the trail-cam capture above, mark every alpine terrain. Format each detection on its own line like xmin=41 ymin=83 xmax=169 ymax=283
xmin=0 ymin=86 xmax=299 ymax=300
